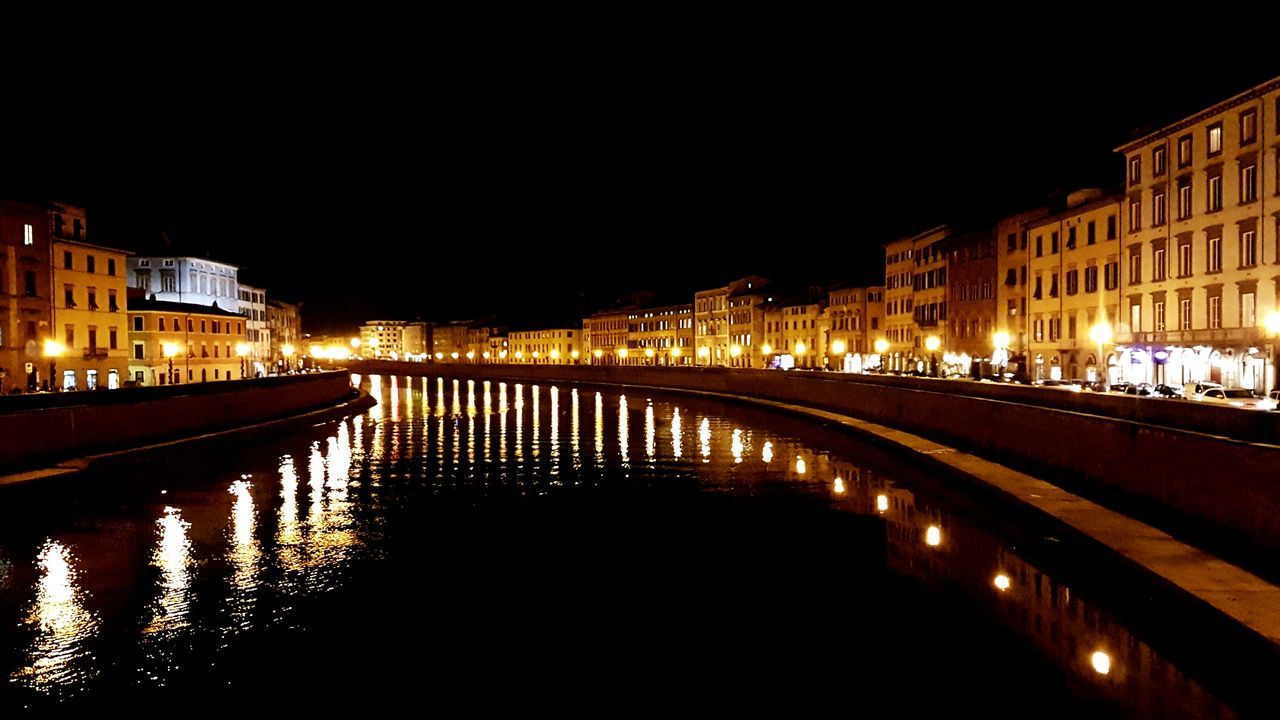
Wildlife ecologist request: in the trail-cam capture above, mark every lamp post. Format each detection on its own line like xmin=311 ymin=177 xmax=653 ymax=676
xmin=162 ymin=341 xmax=180 ymax=385
xmin=925 ymin=335 xmax=941 ymax=377
xmin=794 ymin=341 xmax=806 ymax=369
xmin=235 ymin=342 xmax=250 ymax=379
xmin=831 ymin=339 xmax=846 ymax=372
xmin=1265 ymin=311 xmax=1280 ymax=394
xmin=992 ymin=331 xmax=1011 ymax=381
xmin=281 ymin=344 xmax=295 ymax=374
xmin=43 ymin=339 xmax=64 ymax=392
xmin=1089 ymin=321 xmax=1113 ymax=386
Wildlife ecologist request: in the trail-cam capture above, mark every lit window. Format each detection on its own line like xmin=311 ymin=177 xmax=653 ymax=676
xmin=23 ymin=223 xmax=33 ymax=245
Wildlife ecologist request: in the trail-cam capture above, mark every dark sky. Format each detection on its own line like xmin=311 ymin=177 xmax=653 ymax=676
xmin=5 ymin=26 xmax=1278 ymax=333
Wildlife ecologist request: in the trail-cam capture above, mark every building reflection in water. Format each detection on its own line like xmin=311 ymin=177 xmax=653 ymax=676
xmin=12 ymin=540 xmax=99 ymax=692
xmin=699 ymin=417 xmax=710 ymax=462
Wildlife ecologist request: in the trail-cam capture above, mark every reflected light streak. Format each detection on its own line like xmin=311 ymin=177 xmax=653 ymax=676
xmin=594 ymin=392 xmax=604 ymax=466
xmin=731 ymin=429 xmax=744 ymax=464
xmin=436 ymin=378 xmax=445 ymax=416
xmin=145 ymin=506 xmax=193 ymax=635
xmin=1092 ymin=651 xmax=1112 ymax=675
xmin=532 ymin=385 xmax=540 ymax=460
xmin=14 ymin=540 xmax=99 ymax=691
xmin=452 ymin=379 xmax=461 ymax=416
xmin=762 ymin=440 xmax=773 ymax=463
xmin=671 ymin=407 xmax=682 ymax=459
xmin=877 ymin=494 xmax=889 ymax=513
xmin=226 ymin=479 xmax=261 ymax=633
xmin=467 ymin=380 xmax=477 ymax=416
xmin=925 ymin=525 xmax=942 ymax=547
xmin=699 ymin=417 xmax=711 ymax=461
xmin=368 ymin=375 xmax=383 ymax=420
xmin=618 ymin=395 xmax=630 ymax=464
xmin=389 ymin=376 xmax=400 ymax=422
xmin=550 ymin=386 xmax=560 ymax=472
xmin=571 ymin=388 xmax=581 ymax=468
xmin=833 ymin=477 xmax=845 ymax=494
xmin=645 ymin=401 xmax=655 ymax=461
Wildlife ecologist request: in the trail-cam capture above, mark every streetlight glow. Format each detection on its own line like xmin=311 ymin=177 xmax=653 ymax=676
xmin=729 ymin=345 xmax=742 ymax=358
xmin=1266 ymin=311 xmax=1280 ymax=334
xmin=925 ymin=336 xmax=941 ymax=352
xmin=161 ymin=342 xmax=180 ymax=358
xmin=873 ymin=338 xmax=890 ymax=354
xmin=831 ymin=339 xmax=846 ymax=355
xmin=1089 ymin=322 xmax=1113 ymax=345
xmin=760 ymin=343 xmax=772 ymax=355
xmin=993 ymin=331 xmax=1010 ymax=349
xmin=794 ymin=342 xmax=806 ymax=356
xmin=43 ymin=339 xmax=65 ymax=357
xmin=670 ymin=347 xmax=681 ymax=358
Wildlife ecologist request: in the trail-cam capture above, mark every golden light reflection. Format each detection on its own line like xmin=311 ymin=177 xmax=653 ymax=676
xmin=550 ymin=386 xmax=560 ymax=471
xmin=276 ymin=455 xmax=302 ymax=572
xmin=994 ymin=574 xmax=1011 ymax=591
xmin=467 ymin=380 xmax=477 ymax=416
xmin=645 ymin=401 xmax=655 ymax=461
xmin=762 ymin=440 xmax=773 ymax=463
xmin=483 ymin=381 xmax=492 ymax=414
xmin=14 ymin=540 xmax=99 ymax=690
xmin=515 ymin=384 xmax=524 ymax=462
xmin=436 ymin=377 xmax=445 ymax=416
xmin=731 ymin=429 xmax=744 ymax=463
xmin=594 ymin=392 xmax=604 ymax=466
xmin=1092 ymin=650 xmax=1112 ymax=675
xmin=228 ymin=479 xmax=261 ymax=618
xmin=925 ymin=525 xmax=942 ymax=547
xmin=389 ymin=375 xmax=400 ymax=422
xmin=369 ymin=375 xmax=383 ymax=420
xmin=795 ymin=456 xmax=806 ymax=474
xmin=833 ymin=477 xmax=845 ymax=494
xmin=532 ymin=385 xmax=540 ymax=459
xmin=671 ymin=407 xmax=682 ymax=459
xmin=452 ymin=379 xmax=461 ymax=416
xmin=699 ymin=417 xmax=711 ymax=461
xmin=571 ymin=388 xmax=581 ymax=465
xmin=144 ymin=506 xmax=193 ymax=635
xmin=618 ymin=395 xmax=629 ymax=464
xmin=499 ymin=382 xmax=508 ymax=413
xmin=876 ymin=494 xmax=889 ymax=513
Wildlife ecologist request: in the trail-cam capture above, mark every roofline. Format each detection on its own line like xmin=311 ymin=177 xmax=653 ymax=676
xmin=52 ymin=237 xmax=133 ymax=255
xmin=883 ymin=224 xmax=950 ymax=249
xmin=1114 ymin=76 xmax=1280 ymax=154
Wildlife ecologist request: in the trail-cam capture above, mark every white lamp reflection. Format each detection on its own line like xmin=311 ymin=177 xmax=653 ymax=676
xmin=699 ymin=417 xmax=711 ymax=461
xmin=762 ymin=441 xmax=773 ymax=464
xmin=671 ymin=407 xmax=682 ymax=459
xmin=876 ymin=494 xmax=889 ymax=513
xmin=645 ymin=400 xmax=655 ymax=461
xmin=145 ymin=506 xmax=193 ymax=635
xmin=993 ymin=573 xmax=1011 ymax=592
xmin=1091 ymin=650 xmax=1112 ymax=675
xmin=833 ymin=477 xmax=846 ymax=494
xmin=618 ymin=395 xmax=629 ymax=464
xmin=925 ymin=525 xmax=942 ymax=547
xmin=731 ymin=429 xmax=744 ymax=464
xmin=15 ymin=540 xmax=99 ymax=691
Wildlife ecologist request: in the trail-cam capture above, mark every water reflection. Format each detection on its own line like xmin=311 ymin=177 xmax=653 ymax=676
xmin=645 ymin=401 xmax=655 ymax=462
xmin=699 ymin=417 xmax=711 ymax=461
xmin=226 ymin=479 xmax=261 ymax=633
xmin=144 ymin=507 xmax=193 ymax=636
xmin=13 ymin=540 xmax=99 ymax=692
xmin=671 ymin=408 xmax=682 ymax=459
xmin=618 ymin=395 xmax=629 ymax=465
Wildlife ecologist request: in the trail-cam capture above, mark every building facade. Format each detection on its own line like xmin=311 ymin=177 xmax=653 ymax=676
xmin=51 ymin=231 xmax=129 ymax=391
xmin=508 ymin=328 xmax=579 ymax=363
xmin=360 ymin=320 xmax=428 ymax=359
xmin=726 ymin=282 xmax=770 ymax=368
xmin=127 ymin=297 xmax=245 ymax=385
xmin=947 ymin=230 xmax=998 ymax=375
xmin=883 ymin=237 xmax=916 ymax=372
xmin=1026 ymin=190 xmax=1123 ymax=382
xmin=823 ymin=284 xmax=884 ymax=372
xmin=695 ymin=276 xmax=766 ymax=367
xmin=127 ymin=255 xmax=240 ymax=310
xmin=627 ymin=303 xmax=693 ymax=365
xmin=912 ymin=227 xmax=952 ymax=375
xmin=995 ymin=207 xmax=1050 ymax=373
xmin=0 ymin=199 xmax=52 ymax=392
xmin=1116 ymin=77 xmax=1280 ymax=393
xmin=588 ymin=309 xmax=629 ymax=364
xmin=238 ymin=284 xmax=269 ymax=376
xmin=266 ymin=298 xmax=301 ymax=369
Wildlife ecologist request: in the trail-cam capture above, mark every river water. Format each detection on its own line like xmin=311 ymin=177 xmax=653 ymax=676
xmin=0 ymin=374 xmax=1260 ymax=715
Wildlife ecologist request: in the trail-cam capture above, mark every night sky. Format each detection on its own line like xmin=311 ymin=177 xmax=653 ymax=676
xmin=5 ymin=30 xmax=1279 ymax=333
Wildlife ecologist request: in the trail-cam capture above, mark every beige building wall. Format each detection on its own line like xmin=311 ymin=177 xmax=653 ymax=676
xmin=883 ymin=237 xmax=915 ymax=371
xmin=996 ymin=207 xmax=1050 ymax=369
xmin=588 ymin=310 xmax=629 ymax=364
xmin=509 ymin=328 xmax=579 ymax=364
xmin=1117 ymin=77 xmax=1280 ymax=393
xmin=127 ymin=304 xmax=244 ymax=386
xmin=1026 ymin=192 xmax=1122 ymax=382
xmin=627 ymin=303 xmax=693 ymax=366
xmin=51 ymin=238 xmax=129 ymax=390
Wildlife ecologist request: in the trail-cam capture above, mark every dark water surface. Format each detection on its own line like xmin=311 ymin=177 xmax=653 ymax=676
xmin=0 ymin=375 xmax=1263 ymax=715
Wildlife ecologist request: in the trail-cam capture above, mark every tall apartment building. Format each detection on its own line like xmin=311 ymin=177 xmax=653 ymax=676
xmin=266 ymin=298 xmax=301 ymax=368
xmin=127 ymin=255 xmax=239 ymax=310
xmin=0 ymin=200 xmax=52 ymax=391
xmin=883 ymin=236 xmax=916 ymax=372
xmin=1022 ymin=190 xmax=1123 ymax=382
xmin=947 ymin=230 xmax=998 ymax=373
xmin=823 ymin=284 xmax=885 ymax=371
xmin=627 ymin=303 xmax=693 ymax=365
xmin=238 ymin=283 xmax=269 ymax=375
xmin=1116 ymin=76 xmax=1280 ymax=393
xmin=726 ymin=281 xmax=770 ymax=368
xmin=127 ymin=296 xmax=245 ymax=386
xmin=508 ymin=327 xmax=578 ymax=364
xmin=995 ymin=207 xmax=1050 ymax=370
xmin=694 ymin=276 xmax=766 ymax=366
xmin=50 ymin=205 xmax=130 ymax=390
xmin=587 ymin=309 xmax=630 ymax=364
xmin=360 ymin=320 xmax=428 ymax=358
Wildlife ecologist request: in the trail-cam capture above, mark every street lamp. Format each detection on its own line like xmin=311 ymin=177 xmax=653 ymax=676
xmin=43 ymin=339 xmax=64 ymax=392
xmin=162 ymin=341 xmax=180 ymax=385
xmin=925 ymin=335 xmax=941 ymax=377
xmin=992 ymin=331 xmax=1011 ymax=380
xmin=235 ymin=342 xmax=250 ymax=378
xmin=671 ymin=346 xmax=682 ymax=365
xmin=697 ymin=345 xmax=710 ymax=366
xmin=281 ymin=343 xmax=295 ymax=374
xmin=1089 ymin=321 xmax=1113 ymax=384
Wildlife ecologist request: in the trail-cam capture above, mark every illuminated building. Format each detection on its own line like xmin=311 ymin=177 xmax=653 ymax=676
xmin=359 ymin=320 xmax=428 ymax=359
xmin=467 ymin=324 xmax=504 ymax=363
xmin=1116 ymin=76 xmax=1280 ymax=393
xmin=0 ymin=199 xmax=53 ymax=391
xmin=1026 ymin=190 xmax=1123 ymax=382
xmin=822 ymin=284 xmax=884 ymax=372
xmin=237 ymin=283 xmax=269 ymax=376
xmin=995 ymin=207 xmax=1051 ymax=374
xmin=726 ymin=281 xmax=770 ymax=368
xmin=588 ymin=309 xmax=629 ymax=365
xmin=127 ymin=254 xmax=239 ymax=309
xmin=627 ymin=303 xmax=693 ymax=365
xmin=430 ymin=322 xmax=470 ymax=360
xmin=762 ymin=289 xmax=825 ymax=369
xmin=508 ymin=327 xmax=578 ymax=364
xmin=266 ymin=298 xmax=301 ymax=369
xmin=50 ymin=203 xmax=129 ymax=390
xmin=127 ymin=294 xmax=244 ymax=385
xmin=695 ymin=275 xmax=767 ymax=366
xmin=946 ymin=230 xmax=998 ymax=376
xmin=883 ymin=227 xmax=954 ymax=373
xmin=883 ymin=235 xmax=916 ymax=372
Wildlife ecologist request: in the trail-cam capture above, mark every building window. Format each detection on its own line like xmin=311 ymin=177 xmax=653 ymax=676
xmin=1006 ymin=233 xmax=1016 ymax=253
xmin=1241 ymin=109 xmax=1257 ymax=145
xmin=1207 ymin=173 xmax=1222 ymax=212
xmin=64 ymin=284 xmax=75 ymax=308
xmin=1242 ymin=292 xmax=1256 ymax=327
xmin=1153 ymin=191 xmax=1166 ymax=226
xmin=1051 ymin=232 xmax=1059 ymax=254
xmin=1177 ymin=135 xmax=1192 ymax=167
xmin=1207 ymin=122 xmax=1222 ymax=156
xmin=1128 ymin=250 xmax=1141 ymax=285
xmin=137 ymin=272 xmax=151 ymax=291
xmin=160 ymin=317 xmax=166 ymax=332
xmin=1087 ymin=221 xmax=1096 ymax=245
xmin=108 ymin=289 xmax=118 ymax=312
xmin=63 ymin=251 xmax=73 ymax=269
xmin=1153 ymin=244 xmax=1167 ymax=281
xmin=1241 ymin=230 xmax=1258 ymax=267
xmin=108 ymin=258 xmax=116 ymax=276
xmin=1180 ymin=298 xmax=1192 ymax=330
xmin=87 ymin=288 xmax=98 ymax=310
xmin=1066 ymin=269 xmax=1078 ymax=295
xmin=1033 ymin=275 xmax=1042 ymax=300
xmin=133 ymin=343 xmax=144 ymax=360
xmin=1155 ymin=300 xmax=1166 ymax=332
xmin=109 ymin=327 xmax=118 ymax=349
xmin=1178 ymin=240 xmax=1193 ymax=277
xmin=1209 ymin=295 xmax=1221 ymax=329
xmin=1067 ymin=227 xmax=1076 ymax=250
xmin=1129 ymin=199 xmax=1141 ymax=232
xmin=1130 ymin=303 xmax=1141 ymax=332
xmin=1084 ymin=266 xmax=1098 ymax=293
xmin=1177 ymin=178 xmax=1192 ymax=219
xmin=133 ymin=316 xmax=143 ymax=332
xmin=87 ymin=255 xmax=95 ymax=273
xmin=1153 ymin=145 xmax=1166 ymax=176
xmin=1104 ymin=261 xmax=1119 ymax=290
xmin=1241 ymin=164 xmax=1257 ymax=203
xmin=1035 ymin=235 xmax=1043 ymax=257
xmin=1207 ymin=233 xmax=1222 ymax=273
xmin=24 ymin=271 xmax=36 ymax=297
xmin=23 ymin=223 xmax=33 ymax=245
xmin=1129 ymin=155 xmax=1141 ymax=185
xmin=1049 ymin=273 xmax=1059 ymax=298
xmin=65 ymin=324 xmax=74 ymax=347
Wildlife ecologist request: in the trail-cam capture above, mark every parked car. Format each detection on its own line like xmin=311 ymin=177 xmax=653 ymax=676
xmin=1034 ymin=379 xmax=1083 ymax=392
xmin=1109 ymin=382 xmax=1134 ymax=393
xmin=1184 ymin=381 xmax=1223 ymax=397
xmin=1150 ymin=383 xmax=1184 ymax=399
xmin=1122 ymin=383 xmax=1153 ymax=397
xmin=1260 ymin=390 xmax=1280 ymax=411
xmin=1193 ymin=387 xmax=1266 ymax=409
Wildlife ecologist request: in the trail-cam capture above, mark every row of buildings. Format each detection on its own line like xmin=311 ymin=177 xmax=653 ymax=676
xmin=0 ymin=199 xmax=303 ymax=392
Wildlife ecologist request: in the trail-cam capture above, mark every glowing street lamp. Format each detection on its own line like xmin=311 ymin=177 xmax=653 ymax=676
xmin=616 ymin=347 xmax=629 ymax=362
xmin=350 ymin=337 xmax=361 ymax=349
xmin=644 ymin=347 xmax=655 ymax=364
xmin=435 ymin=352 xmax=444 ymax=360
xmin=1090 ymin=321 xmax=1113 ymax=384
xmin=592 ymin=348 xmax=603 ymax=362
xmin=729 ymin=344 xmax=742 ymax=359
xmin=514 ymin=350 xmax=523 ymax=361
xmin=235 ymin=342 xmax=250 ymax=378
xmin=570 ymin=349 xmax=580 ymax=362
xmin=925 ymin=335 xmax=941 ymax=377
xmin=670 ymin=346 xmax=682 ymax=362
xmin=550 ymin=348 xmax=561 ymax=361
xmin=43 ymin=339 xmax=64 ymax=391
xmin=794 ymin=342 xmax=806 ymax=357
xmin=760 ymin=343 xmax=772 ymax=356
xmin=873 ymin=338 xmax=889 ymax=354
xmin=451 ymin=352 xmax=460 ymax=360
xmin=697 ymin=345 xmax=710 ymax=366
xmin=162 ymin=341 xmax=180 ymax=385
xmin=831 ymin=339 xmax=846 ymax=356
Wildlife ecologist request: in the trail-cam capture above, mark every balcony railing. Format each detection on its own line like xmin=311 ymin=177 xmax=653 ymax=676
xmin=82 ymin=348 xmax=109 ymax=360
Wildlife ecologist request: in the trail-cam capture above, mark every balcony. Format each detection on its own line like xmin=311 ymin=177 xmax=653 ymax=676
xmin=82 ymin=348 xmax=109 ymax=360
